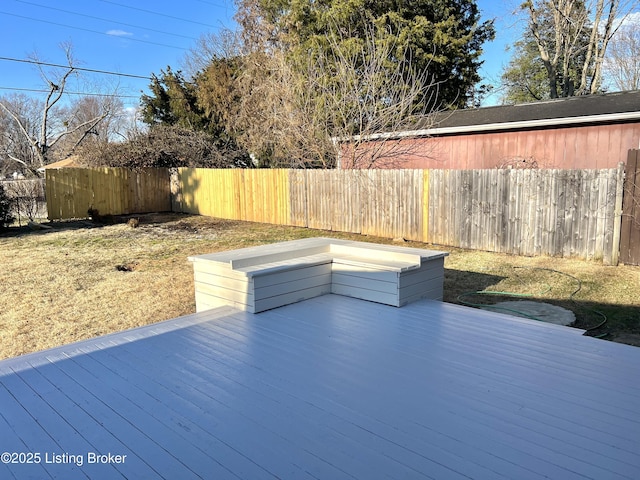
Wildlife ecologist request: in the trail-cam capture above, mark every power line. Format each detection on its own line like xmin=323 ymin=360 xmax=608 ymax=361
xmin=0 ymin=11 xmax=188 ymax=50
xmin=0 ymin=86 xmax=140 ymax=98
xmin=14 ymin=0 xmax=200 ymax=41
xmin=196 ymin=0 xmax=226 ymax=6
xmin=194 ymin=0 xmax=229 ymax=7
xmin=96 ymin=0 xmax=218 ymax=28
xmin=0 ymin=56 xmax=151 ymax=80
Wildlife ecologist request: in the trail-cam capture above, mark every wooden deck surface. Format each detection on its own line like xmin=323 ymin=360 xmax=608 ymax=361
xmin=1 ymin=295 xmax=639 ymax=479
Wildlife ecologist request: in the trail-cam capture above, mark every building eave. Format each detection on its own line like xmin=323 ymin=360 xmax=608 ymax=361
xmin=348 ymin=111 xmax=640 ymax=142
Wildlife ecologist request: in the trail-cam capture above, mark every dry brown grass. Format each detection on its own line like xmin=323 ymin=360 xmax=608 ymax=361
xmin=1 ymin=213 xmax=639 ymax=360
xmin=442 ymin=248 xmax=640 ymax=343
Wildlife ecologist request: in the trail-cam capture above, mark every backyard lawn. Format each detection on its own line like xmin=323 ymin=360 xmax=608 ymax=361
xmin=1 ymin=212 xmax=639 ymax=360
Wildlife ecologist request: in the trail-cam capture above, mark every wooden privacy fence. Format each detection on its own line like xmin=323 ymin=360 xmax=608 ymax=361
xmin=288 ymin=169 xmax=427 ymax=240
xmin=45 ymin=166 xmax=625 ymax=264
xmin=620 ymin=150 xmax=640 ymax=265
xmin=175 ymin=168 xmax=290 ymax=225
xmin=46 ymin=168 xmax=171 ymax=220
xmin=175 ymin=168 xmax=427 ymax=240
xmin=173 ymin=167 xmax=622 ymax=263
xmin=428 ymin=168 xmax=624 ymax=264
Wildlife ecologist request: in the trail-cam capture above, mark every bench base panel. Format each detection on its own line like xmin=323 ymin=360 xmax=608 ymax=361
xmin=190 ymin=239 xmax=447 ymax=313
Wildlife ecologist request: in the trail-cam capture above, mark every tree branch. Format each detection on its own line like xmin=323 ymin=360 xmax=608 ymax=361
xmin=65 ymin=110 xmax=110 ymax=154
xmin=0 ymin=101 xmax=41 ymax=163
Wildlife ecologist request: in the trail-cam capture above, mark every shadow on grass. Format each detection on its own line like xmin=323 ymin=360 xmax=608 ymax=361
xmin=0 ymin=211 xmax=189 ymax=238
xmin=443 ymin=268 xmax=506 ymax=300
xmin=551 ymin=299 xmax=640 ymax=344
xmin=444 ymin=267 xmax=640 ymax=346
xmin=0 ymin=219 xmax=98 ymax=238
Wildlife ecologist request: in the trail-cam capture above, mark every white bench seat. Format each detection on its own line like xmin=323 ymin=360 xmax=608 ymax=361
xmin=189 ymin=238 xmax=448 ymax=313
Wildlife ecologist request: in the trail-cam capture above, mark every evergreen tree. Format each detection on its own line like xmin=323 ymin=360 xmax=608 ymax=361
xmin=194 ymin=57 xmax=243 ymax=142
xmin=0 ymin=184 xmax=15 ymax=230
xmin=139 ymin=64 xmax=250 ymax=165
xmin=236 ymin=0 xmax=495 ymax=108
xmin=140 ymin=67 xmax=207 ymax=131
xmin=501 ymin=39 xmax=555 ymax=103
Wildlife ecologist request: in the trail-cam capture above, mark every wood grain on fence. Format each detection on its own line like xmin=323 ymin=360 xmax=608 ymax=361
xmin=620 ymin=151 xmax=640 ymax=265
xmin=47 ymin=166 xmax=623 ymax=263
xmin=46 ymin=168 xmax=170 ymax=220
xmin=177 ymin=168 xmax=290 ymax=225
xmin=427 ymin=168 xmax=621 ymax=263
xmin=289 ymin=169 xmax=424 ymax=240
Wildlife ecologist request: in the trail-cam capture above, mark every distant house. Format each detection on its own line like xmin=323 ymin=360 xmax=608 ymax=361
xmin=37 ymin=156 xmax=82 ymax=173
xmin=341 ymin=90 xmax=640 ymax=169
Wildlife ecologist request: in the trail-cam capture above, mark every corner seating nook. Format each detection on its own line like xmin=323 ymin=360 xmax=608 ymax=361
xmin=189 ymin=238 xmax=448 ymax=313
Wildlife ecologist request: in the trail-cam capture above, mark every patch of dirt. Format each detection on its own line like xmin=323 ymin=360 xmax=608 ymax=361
xmin=164 ymin=221 xmax=201 ymax=233
xmin=115 ymin=262 xmax=139 ymax=272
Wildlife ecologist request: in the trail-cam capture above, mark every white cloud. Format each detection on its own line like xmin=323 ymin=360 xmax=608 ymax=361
xmin=622 ymin=12 xmax=640 ymax=26
xmin=106 ymin=30 xmax=133 ymax=37
xmin=611 ymin=11 xmax=640 ymax=31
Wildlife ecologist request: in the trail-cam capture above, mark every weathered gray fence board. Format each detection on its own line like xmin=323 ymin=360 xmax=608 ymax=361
xmin=603 ymin=170 xmax=615 ymax=263
xmin=288 ymin=170 xmax=308 ymax=227
xmin=586 ymin=171 xmax=598 ymax=259
xmin=552 ymin=169 xmax=567 ymax=258
xmin=561 ymin=170 xmax=576 ymax=258
xmin=428 ymin=170 xmax=440 ymax=246
xmin=491 ymin=169 xmax=503 ymax=253
xmin=602 ymin=169 xmax=616 ymax=259
xmin=427 ymin=168 xmax=620 ymax=262
xmin=360 ymin=170 xmax=382 ymax=238
xmin=593 ymin=171 xmax=606 ymax=259
xmin=523 ymin=170 xmax=538 ymax=256
xmin=513 ymin=170 xmax=524 ymax=254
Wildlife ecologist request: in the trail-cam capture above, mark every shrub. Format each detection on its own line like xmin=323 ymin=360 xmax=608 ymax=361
xmin=0 ymin=184 xmax=15 ymax=230
xmin=80 ymin=125 xmax=252 ymax=169
xmin=4 ymin=180 xmax=45 ymax=222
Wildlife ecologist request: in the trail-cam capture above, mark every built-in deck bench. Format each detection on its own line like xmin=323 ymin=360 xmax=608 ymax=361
xmin=189 ymin=238 xmax=448 ymax=313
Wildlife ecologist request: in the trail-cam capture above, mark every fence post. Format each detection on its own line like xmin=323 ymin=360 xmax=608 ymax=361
xmin=422 ymin=170 xmax=429 ymax=243
xmin=611 ymin=161 xmax=626 ymax=266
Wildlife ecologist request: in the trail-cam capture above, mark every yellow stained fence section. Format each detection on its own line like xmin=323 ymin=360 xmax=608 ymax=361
xmin=46 ymin=168 xmax=171 ymax=220
xmin=178 ymin=168 xmax=290 ymax=224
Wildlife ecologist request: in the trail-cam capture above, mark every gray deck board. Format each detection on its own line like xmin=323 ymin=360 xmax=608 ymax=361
xmin=1 ymin=295 xmax=639 ymax=479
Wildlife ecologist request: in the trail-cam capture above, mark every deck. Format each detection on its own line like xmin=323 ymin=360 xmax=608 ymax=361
xmin=1 ymin=295 xmax=639 ymax=479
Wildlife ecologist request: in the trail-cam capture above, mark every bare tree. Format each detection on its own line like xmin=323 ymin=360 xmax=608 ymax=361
xmin=182 ymin=29 xmax=242 ymax=79
xmin=313 ymin=30 xmax=440 ymax=168
xmin=51 ymin=95 xmax=126 ymax=158
xmin=0 ymin=94 xmax=41 ymax=176
xmin=523 ymin=0 xmax=638 ymax=97
xmin=0 ymin=44 xmax=114 ymax=175
xmin=229 ymin=48 xmax=335 ymax=168
xmin=231 ymin=26 xmax=440 ymax=168
xmin=604 ymin=17 xmax=640 ymax=90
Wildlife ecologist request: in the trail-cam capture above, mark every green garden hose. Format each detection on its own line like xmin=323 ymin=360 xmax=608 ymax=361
xmin=457 ymin=266 xmax=608 ymax=333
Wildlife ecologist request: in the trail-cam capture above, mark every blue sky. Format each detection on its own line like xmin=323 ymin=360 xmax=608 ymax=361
xmin=0 ymin=0 xmax=519 ymax=109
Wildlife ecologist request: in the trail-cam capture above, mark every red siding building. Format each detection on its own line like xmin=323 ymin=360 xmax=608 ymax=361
xmin=340 ymin=90 xmax=640 ymax=169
